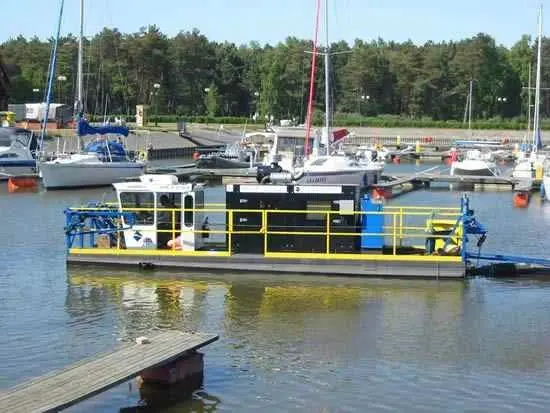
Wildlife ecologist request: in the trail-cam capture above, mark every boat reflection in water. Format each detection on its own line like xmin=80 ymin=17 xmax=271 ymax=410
xmin=65 ymin=268 xmax=550 ymax=411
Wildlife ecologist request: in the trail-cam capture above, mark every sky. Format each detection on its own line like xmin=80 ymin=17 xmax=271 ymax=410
xmin=1 ymin=0 xmax=547 ymax=47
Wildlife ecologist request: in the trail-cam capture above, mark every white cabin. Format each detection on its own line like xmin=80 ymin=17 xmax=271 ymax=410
xmin=113 ymin=175 xmax=205 ymax=251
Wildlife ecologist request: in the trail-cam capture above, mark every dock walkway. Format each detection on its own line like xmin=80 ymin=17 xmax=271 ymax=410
xmin=0 ymin=330 xmax=218 ymax=413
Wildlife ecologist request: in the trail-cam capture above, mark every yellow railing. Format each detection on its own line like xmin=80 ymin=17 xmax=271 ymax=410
xmin=67 ymin=204 xmax=462 ymax=262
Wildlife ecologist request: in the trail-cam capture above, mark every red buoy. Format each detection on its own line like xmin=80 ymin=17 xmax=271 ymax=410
xmin=513 ymin=191 xmax=529 ymax=208
xmin=372 ymin=187 xmax=392 ymax=200
xmin=7 ymin=177 xmax=38 ymax=193
xmin=192 ymin=151 xmax=200 ymax=161
xmin=393 ymin=156 xmax=401 ymax=164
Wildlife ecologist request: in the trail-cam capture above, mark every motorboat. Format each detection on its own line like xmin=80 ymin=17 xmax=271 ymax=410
xmin=512 ymin=151 xmax=545 ymax=179
xmin=292 ymin=154 xmax=382 ymax=186
xmin=256 ymin=129 xmax=383 ymax=187
xmin=39 ymin=120 xmax=146 ymax=189
xmin=0 ymin=127 xmax=39 ymax=179
xmin=195 ymin=138 xmax=259 ymax=169
xmin=450 ymin=149 xmax=499 ymax=176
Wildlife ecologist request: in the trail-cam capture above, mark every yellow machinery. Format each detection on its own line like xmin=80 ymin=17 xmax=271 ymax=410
xmin=0 ymin=111 xmax=16 ymax=127
xmin=425 ymin=219 xmax=462 ymax=255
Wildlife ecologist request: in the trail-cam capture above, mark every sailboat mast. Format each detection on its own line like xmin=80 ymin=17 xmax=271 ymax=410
xmin=468 ymin=79 xmax=473 ymax=132
xmin=527 ymin=62 xmax=532 ymax=137
xmin=532 ymin=4 xmax=542 ymax=150
xmin=324 ymin=0 xmax=330 ymax=150
xmin=75 ymin=0 xmax=84 ymax=117
xmin=39 ymin=0 xmax=65 ymax=152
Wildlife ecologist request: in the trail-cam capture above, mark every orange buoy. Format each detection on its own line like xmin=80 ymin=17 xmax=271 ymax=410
xmin=192 ymin=151 xmax=200 ymax=161
xmin=372 ymin=187 xmax=392 ymax=200
xmin=513 ymin=191 xmax=529 ymax=208
xmin=7 ymin=177 xmax=38 ymax=193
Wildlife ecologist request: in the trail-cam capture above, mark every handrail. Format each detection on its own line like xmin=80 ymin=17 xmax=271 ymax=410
xmin=66 ymin=203 xmax=463 ymax=258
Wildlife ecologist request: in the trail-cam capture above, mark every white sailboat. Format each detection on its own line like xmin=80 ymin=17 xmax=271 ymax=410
xmin=450 ymin=81 xmax=499 ymax=177
xmin=257 ymin=0 xmax=383 ymax=186
xmin=515 ymin=4 xmax=546 ymax=182
xmin=38 ymin=0 xmax=146 ymax=189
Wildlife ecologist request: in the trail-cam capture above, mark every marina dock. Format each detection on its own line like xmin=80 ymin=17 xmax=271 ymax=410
xmin=0 ymin=330 xmax=218 ymax=413
xmin=148 ymin=165 xmax=541 ymax=192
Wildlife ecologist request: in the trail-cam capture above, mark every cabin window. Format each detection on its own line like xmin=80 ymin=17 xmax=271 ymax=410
xmin=120 ymin=192 xmax=154 ymax=225
xmin=0 ymin=153 xmax=18 ymax=158
xmin=306 ymin=200 xmax=331 ymax=220
xmin=157 ymin=193 xmax=181 ymax=227
xmin=184 ymin=195 xmax=194 ymax=227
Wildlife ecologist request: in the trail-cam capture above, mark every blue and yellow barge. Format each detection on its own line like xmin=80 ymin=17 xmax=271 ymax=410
xmin=64 ymin=175 xmax=487 ymax=279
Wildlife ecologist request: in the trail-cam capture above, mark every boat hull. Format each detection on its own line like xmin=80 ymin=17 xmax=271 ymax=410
xmin=40 ymin=162 xmax=145 ymax=189
xmin=544 ymin=176 xmax=550 ymax=201
xmin=0 ymin=161 xmax=37 ymax=180
xmin=296 ymin=169 xmax=381 ymax=186
xmin=450 ymin=161 xmax=497 ymax=177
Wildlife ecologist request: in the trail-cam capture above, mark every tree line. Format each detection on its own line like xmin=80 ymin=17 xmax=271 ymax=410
xmin=1 ymin=26 xmax=548 ymax=124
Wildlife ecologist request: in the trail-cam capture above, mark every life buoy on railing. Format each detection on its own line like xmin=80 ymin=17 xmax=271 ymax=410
xmin=192 ymin=151 xmax=200 ymax=161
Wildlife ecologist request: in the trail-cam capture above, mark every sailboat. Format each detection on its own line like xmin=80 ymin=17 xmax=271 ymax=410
xmin=256 ymin=0 xmax=383 ymax=186
xmin=38 ymin=0 xmax=146 ymax=189
xmin=450 ymin=80 xmax=499 ymax=177
xmin=514 ymin=4 xmax=546 ymax=182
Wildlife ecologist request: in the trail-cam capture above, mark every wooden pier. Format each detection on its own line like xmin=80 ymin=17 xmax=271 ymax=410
xmin=0 ymin=330 xmax=218 ymax=413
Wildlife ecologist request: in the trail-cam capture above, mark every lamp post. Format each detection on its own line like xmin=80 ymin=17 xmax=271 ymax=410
xmin=359 ymin=94 xmax=370 ymax=125
xmin=57 ymin=75 xmax=67 ymax=104
xmin=32 ymin=88 xmax=40 ymax=103
xmin=496 ymin=96 xmax=508 ymax=117
xmin=153 ymin=82 xmax=161 ymax=126
xmin=253 ymin=91 xmax=259 ymax=121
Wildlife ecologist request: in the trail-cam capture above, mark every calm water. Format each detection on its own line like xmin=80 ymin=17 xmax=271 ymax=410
xmin=2 ymin=163 xmax=550 ymax=412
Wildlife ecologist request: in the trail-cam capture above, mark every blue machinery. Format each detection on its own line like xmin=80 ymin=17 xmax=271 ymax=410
xmin=64 ymin=204 xmax=135 ymax=249
xmin=459 ymin=194 xmax=550 ymax=271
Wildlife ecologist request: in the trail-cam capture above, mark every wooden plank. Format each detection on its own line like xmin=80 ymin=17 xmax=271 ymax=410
xmin=0 ymin=330 xmax=218 ymax=413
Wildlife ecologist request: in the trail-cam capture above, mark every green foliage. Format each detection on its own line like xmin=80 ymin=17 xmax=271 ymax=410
xmin=1 ymin=29 xmax=547 ymax=125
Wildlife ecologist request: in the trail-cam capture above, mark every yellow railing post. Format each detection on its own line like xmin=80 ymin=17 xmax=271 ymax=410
xmin=171 ymin=209 xmax=175 ymax=251
xmin=399 ymin=207 xmax=403 ymax=245
xmin=263 ymin=210 xmax=268 ymax=255
xmin=392 ymin=213 xmax=397 ymax=255
xmin=228 ymin=210 xmax=233 ymax=255
xmin=326 ymin=211 xmax=331 ymax=254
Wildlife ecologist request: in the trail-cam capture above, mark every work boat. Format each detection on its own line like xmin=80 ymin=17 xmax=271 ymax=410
xmin=0 ymin=127 xmax=40 ymax=179
xmin=450 ymin=149 xmax=498 ymax=177
xmin=64 ymin=174 xmax=490 ymax=279
xmin=39 ymin=120 xmax=146 ymax=189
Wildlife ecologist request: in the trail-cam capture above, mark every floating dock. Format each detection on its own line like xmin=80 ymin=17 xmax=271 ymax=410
xmin=0 ymin=330 xmax=218 ymax=413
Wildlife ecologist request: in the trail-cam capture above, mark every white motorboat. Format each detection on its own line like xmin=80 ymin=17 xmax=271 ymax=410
xmin=0 ymin=127 xmax=39 ymax=179
xmin=39 ymin=121 xmax=146 ymax=189
xmin=293 ymin=154 xmax=382 ymax=186
xmin=450 ymin=149 xmax=499 ymax=176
